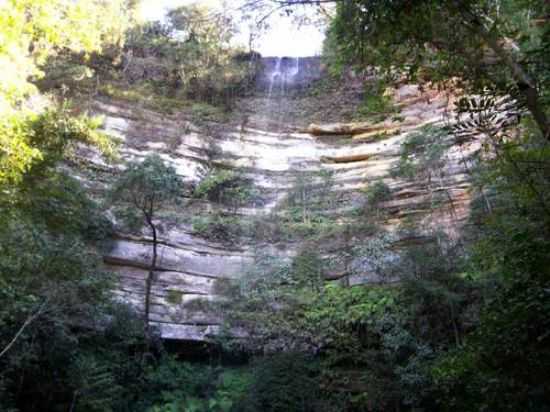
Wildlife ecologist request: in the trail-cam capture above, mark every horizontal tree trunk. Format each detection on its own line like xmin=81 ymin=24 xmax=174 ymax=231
xmin=321 ymin=153 xmax=372 ymax=163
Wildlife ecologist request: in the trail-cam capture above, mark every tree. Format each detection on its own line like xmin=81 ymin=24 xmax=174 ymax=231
xmin=111 ymin=155 xmax=181 ymax=330
xmin=0 ymin=216 xmax=118 ymax=410
xmin=326 ymin=0 xmax=549 ymax=138
xmin=242 ymin=353 xmax=321 ymax=412
xmin=166 ymin=4 xmax=253 ymax=104
xmin=121 ymin=4 xmax=257 ymax=107
xmin=0 ymin=105 xmax=114 ymax=187
xmin=0 ymin=0 xmax=135 ymax=186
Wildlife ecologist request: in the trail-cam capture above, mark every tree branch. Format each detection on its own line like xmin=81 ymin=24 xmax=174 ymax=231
xmin=0 ymin=300 xmax=48 ymax=359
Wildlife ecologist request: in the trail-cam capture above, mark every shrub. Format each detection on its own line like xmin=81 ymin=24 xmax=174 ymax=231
xmin=240 ymin=353 xmax=321 ymax=412
xmin=194 ymin=169 xmax=254 ymax=206
xmin=364 ymin=180 xmax=392 ymax=206
xmin=192 ymin=213 xmax=247 ymax=243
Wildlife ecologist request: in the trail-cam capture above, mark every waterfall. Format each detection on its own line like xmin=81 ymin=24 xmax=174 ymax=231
xmin=268 ymin=57 xmax=282 ymax=99
xmin=290 ymin=57 xmax=300 ymax=80
xmin=266 ymin=56 xmax=301 ymax=99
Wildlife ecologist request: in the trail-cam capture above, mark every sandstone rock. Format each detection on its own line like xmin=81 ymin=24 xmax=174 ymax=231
xmin=80 ymin=59 xmax=477 ymax=342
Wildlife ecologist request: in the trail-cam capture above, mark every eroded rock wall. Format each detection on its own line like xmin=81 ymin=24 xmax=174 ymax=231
xmin=78 ymin=57 xmax=476 ymax=341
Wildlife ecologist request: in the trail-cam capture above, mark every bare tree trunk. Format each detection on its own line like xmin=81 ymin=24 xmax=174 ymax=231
xmin=483 ymin=33 xmax=549 ymax=140
xmin=344 ymin=225 xmax=351 ymax=287
xmin=0 ymin=300 xmax=47 ymax=359
xmin=301 ymin=186 xmax=308 ymax=224
xmin=449 ymin=303 xmax=462 ymax=347
xmin=69 ymin=390 xmax=79 ymax=412
xmin=144 ymin=219 xmax=158 ymax=333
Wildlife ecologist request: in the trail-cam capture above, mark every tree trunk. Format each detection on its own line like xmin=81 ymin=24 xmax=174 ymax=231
xmin=0 ymin=300 xmax=47 ymax=359
xmin=449 ymin=303 xmax=461 ymax=347
xmin=482 ymin=32 xmax=549 ymax=140
xmin=144 ymin=220 xmax=158 ymax=332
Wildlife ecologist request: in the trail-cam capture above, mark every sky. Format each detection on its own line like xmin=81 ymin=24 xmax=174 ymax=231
xmin=138 ymin=0 xmax=325 ymax=57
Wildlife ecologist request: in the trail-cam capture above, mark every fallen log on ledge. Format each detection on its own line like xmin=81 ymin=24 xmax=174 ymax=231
xmin=352 ymin=127 xmax=401 ymax=142
xmin=305 ymin=121 xmax=402 ymax=138
xmin=320 ymin=153 xmax=373 ymax=163
xmin=306 ymin=122 xmax=376 ymax=136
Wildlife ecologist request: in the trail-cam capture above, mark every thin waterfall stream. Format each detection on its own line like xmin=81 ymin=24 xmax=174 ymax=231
xmin=265 ymin=57 xmax=301 ymax=131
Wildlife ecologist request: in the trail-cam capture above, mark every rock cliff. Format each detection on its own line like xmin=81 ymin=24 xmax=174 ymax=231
xmin=77 ymin=57 xmax=476 ymax=341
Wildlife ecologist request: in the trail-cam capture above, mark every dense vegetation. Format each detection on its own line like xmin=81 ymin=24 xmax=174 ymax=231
xmin=1 ymin=0 xmax=549 ymax=411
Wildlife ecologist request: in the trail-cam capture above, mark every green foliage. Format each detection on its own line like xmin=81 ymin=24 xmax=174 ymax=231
xmin=68 ymin=354 xmax=123 ymax=412
xmin=111 ymin=154 xmax=182 ymax=326
xmin=0 ymin=113 xmax=42 ymax=185
xmin=279 ymin=211 xmax=340 ymax=240
xmin=20 ymin=172 xmax=113 ymax=240
xmin=99 ymin=82 xmax=190 ymax=114
xmin=277 ymin=170 xmax=340 ymax=240
xmin=195 ymin=169 xmax=230 ymax=195
xmin=427 ymin=123 xmax=550 ymax=410
xmin=112 ymin=154 xmax=181 ymax=223
xmin=237 ymin=253 xmax=292 ymax=303
xmin=166 ymin=290 xmax=184 ymax=306
xmin=231 ymin=260 xmax=443 ymax=409
xmin=166 ymin=4 xmax=246 ymax=103
xmin=192 ymin=212 xmax=247 ymax=243
xmin=290 ymin=248 xmax=324 ymax=292
xmin=432 ymin=276 xmax=550 ymax=411
xmin=306 ymin=284 xmax=396 ymax=334
xmin=392 ymin=125 xmax=449 ymax=181
xmin=0 ymin=0 xmax=134 ymax=110
xmin=326 ymin=0 xmax=549 ymax=137
xmin=363 ymin=180 xmax=392 ymax=207
xmin=143 ymin=358 xmax=252 ymax=412
xmin=0 ymin=108 xmax=114 ymax=240
xmin=0 ymin=216 xmax=127 ymax=411
xmin=355 ymin=80 xmax=399 ymax=122
xmin=121 ymin=5 xmax=258 ymax=110
xmin=190 ymin=102 xmax=229 ymax=122
xmin=0 ymin=0 xmax=133 ymax=186
xmin=0 ymin=104 xmax=114 ymax=186
xmin=240 ymin=353 xmax=320 ymax=412
xmin=194 ymin=168 xmax=253 ymax=206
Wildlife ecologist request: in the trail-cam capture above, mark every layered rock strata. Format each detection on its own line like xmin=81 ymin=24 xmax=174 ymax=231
xmin=79 ymin=58 xmax=476 ymax=341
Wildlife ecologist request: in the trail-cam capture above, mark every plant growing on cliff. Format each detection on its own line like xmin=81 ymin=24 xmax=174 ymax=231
xmin=392 ymin=125 xmax=456 ymax=216
xmin=111 ymin=154 xmax=181 ymax=331
xmin=194 ymin=168 xmax=255 ymax=208
xmin=191 ymin=212 xmax=247 ymax=244
xmin=361 ymin=180 xmax=392 ymax=219
xmin=393 ymin=126 xmax=449 ymax=182
xmin=355 ymin=79 xmax=399 ymax=122
xmin=278 ymin=169 xmax=339 ymax=239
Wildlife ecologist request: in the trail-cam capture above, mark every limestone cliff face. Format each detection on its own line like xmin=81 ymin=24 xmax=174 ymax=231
xmin=79 ymin=57 xmax=476 ymax=341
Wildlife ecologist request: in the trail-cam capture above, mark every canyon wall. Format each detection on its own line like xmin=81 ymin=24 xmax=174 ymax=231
xmin=77 ymin=57 xmax=476 ymax=341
